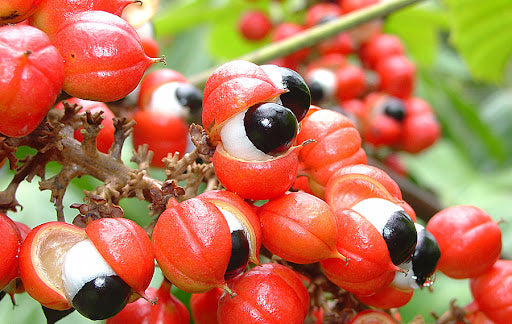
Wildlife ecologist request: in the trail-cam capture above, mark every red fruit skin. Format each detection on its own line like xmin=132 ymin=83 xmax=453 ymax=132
xmin=190 ymin=288 xmax=223 ymax=324
xmin=132 ymin=110 xmax=189 ymax=167
xmin=355 ymin=283 xmax=413 ymax=309
xmin=212 ymin=143 xmax=301 ymax=200
xmin=29 ymin=0 xmax=132 ymax=35
xmin=324 ymin=163 xmax=416 ymax=221
xmin=107 ymin=280 xmax=190 ymax=324
xmin=238 ymin=10 xmax=273 ymax=41
xmin=152 ymin=198 xmax=232 ymax=293
xmin=347 ymin=309 xmax=396 ymax=324
xmin=0 ymin=24 xmax=64 ymax=137
xmin=86 ymin=218 xmax=155 ymax=298
xmin=400 ymin=97 xmax=440 ymax=153
xmin=137 ymin=69 xmax=188 ymax=109
xmin=470 ymin=260 xmax=512 ymax=324
xmin=258 ymin=191 xmax=342 ymax=264
xmin=54 ymin=97 xmax=116 ymax=153
xmin=297 ymin=108 xmax=367 ymax=190
xmin=306 ymin=53 xmax=347 ymax=72
xmin=359 ymin=33 xmax=404 ymax=70
xmin=321 ymin=208 xmax=398 ymax=296
xmin=376 ymin=54 xmax=415 ymax=99
xmin=0 ymin=213 xmax=22 ymax=291
xmin=334 ymin=64 xmax=366 ymax=101
xmin=52 ymin=11 xmax=156 ymax=102
xmin=426 ymin=205 xmax=502 ymax=279
xmin=0 ymin=0 xmax=43 ymax=24
xmin=202 ymin=60 xmax=283 ymax=143
xmin=197 ymin=190 xmax=262 ymax=265
xmin=217 ymin=263 xmax=309 ymax=324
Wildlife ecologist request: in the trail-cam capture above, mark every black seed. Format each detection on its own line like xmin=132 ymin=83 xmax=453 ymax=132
xmin=412 ymin=228 xmax=441 ymax=286
xmin=175 ymin=83 xmax=203 ymax=112
xmin=244 ymin=102 xmax=298 ymax=155
xmin=225 ymin=230 xmax=250 ymax=279
xmin=383 ymin=97 xmax=406 ymax=121
xmin=71 ymin=275 xmax=131 ymax=320
xmin=382 ymin=210 xmax=417 ymax=265
xmin=308 ymin=80 xmax=325 ymax=105
xmin=277 ymin=67 xmax=311 ymax=122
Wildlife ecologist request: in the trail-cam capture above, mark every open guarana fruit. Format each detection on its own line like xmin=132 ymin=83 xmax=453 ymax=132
xmin=19 ymin=220 xmax=154 ymax=320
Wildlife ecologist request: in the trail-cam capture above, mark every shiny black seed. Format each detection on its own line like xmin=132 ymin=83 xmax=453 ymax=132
xmin=277 ymin=67 xmax=311 ymax=122
xmin=308 ymin=80 xmax=325 ymax=104
xmin=71 ymin=275 xmax=131 ymax=320
xmin=412 ymin=228 xmax=441 ymax=286
xmin=383 ymin=97 xmax=406 ymax=121
xmin=175 ymin=83 xmax=203 ymax=112
xmin=382 ymin=210 xmax=417 ymax=265
xmin=244 ymin=102 xmax=298 ymax=155
xmin=225 ymin=229 xmax=250 ymax=279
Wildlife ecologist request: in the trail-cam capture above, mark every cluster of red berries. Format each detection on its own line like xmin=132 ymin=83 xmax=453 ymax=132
xmin=0 ymin=2 xmax=508 ymax=324
xmin=0 ymin=0 xmax=162 ymax=138
xmin=237 ymin=0 xmax=440 ymax=159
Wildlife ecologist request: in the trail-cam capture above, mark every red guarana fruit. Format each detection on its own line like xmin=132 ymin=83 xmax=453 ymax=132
xmin=190 ymin=288 xmax=223 ymax=324
xmin=51 ymin=11 xmax=162 ymax=102
xmin=426 ymin=205 xmax=501 ymax=279
xmin=217 ymin=263 xmax=309 ymax=324
xmin=0 ymin=213 xmax=22 ymax=291
xmin=470 ymin=260 xmax=512 ymax=323
xmin=238 ymin=10 xmax=273 ymax=41
xmin=0 ymin=24 xmax=64 ymax=137
xmin=29 ymin=0 xmax=134 ymax=36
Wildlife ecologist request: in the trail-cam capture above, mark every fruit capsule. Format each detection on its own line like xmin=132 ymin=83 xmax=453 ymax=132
xmin=320 ymin=208 xmax=400 ymax=296
xmin=0 ymin=213 xmax=22 ymax=291
xmin=355 ymin=282 xmax=413 ymax=309
xmin=257 ymin=191 xmax=346 ymax=264
xmin=52 ymin=10 xmax=160 ymax=102
xmin=19 ymin=218 xmax=155 ymax=320
xmin=0 ymin=24 xmax=64 ymax=137
xmin=297 ymin=107 xmax=367 ymax=197
xmin=470 ymin=259 xmax=512 ymax=323
xmin=217 ymin=263 xmax=309 ymax=324
xmin=399 ymin=96 xmax=440 ymax=153
xmin=153 ymin=194 xmax=261 ymax=293
xmin=376 ymin=54 xmax=415 ymax=99
xmin=426 ymin=205 xmax=501 ymax=279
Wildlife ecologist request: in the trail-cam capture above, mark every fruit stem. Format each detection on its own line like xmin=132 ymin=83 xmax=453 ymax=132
xmin=189 ymin=0 xmax=425 ymax=88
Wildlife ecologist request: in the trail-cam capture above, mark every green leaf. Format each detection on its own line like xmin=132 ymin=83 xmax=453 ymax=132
xmin=384 ymin=2 xmax=448 ymax=66
xmin=444 ymin=0 xmax=512 ymax=83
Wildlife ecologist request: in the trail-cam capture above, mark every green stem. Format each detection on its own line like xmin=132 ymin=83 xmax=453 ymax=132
xmin=189 ymin=0 xmax=425 ymax=87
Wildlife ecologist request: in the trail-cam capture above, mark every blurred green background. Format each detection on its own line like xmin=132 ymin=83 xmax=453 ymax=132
xmin=2 ymin=0 xmax=512 ymax=322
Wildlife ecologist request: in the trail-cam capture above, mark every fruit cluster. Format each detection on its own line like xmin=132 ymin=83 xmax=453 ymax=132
xmin=1 ymin=1 xmax=510 ymax=323
xmin=236 ymin=0 xmax=441 ymax=163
